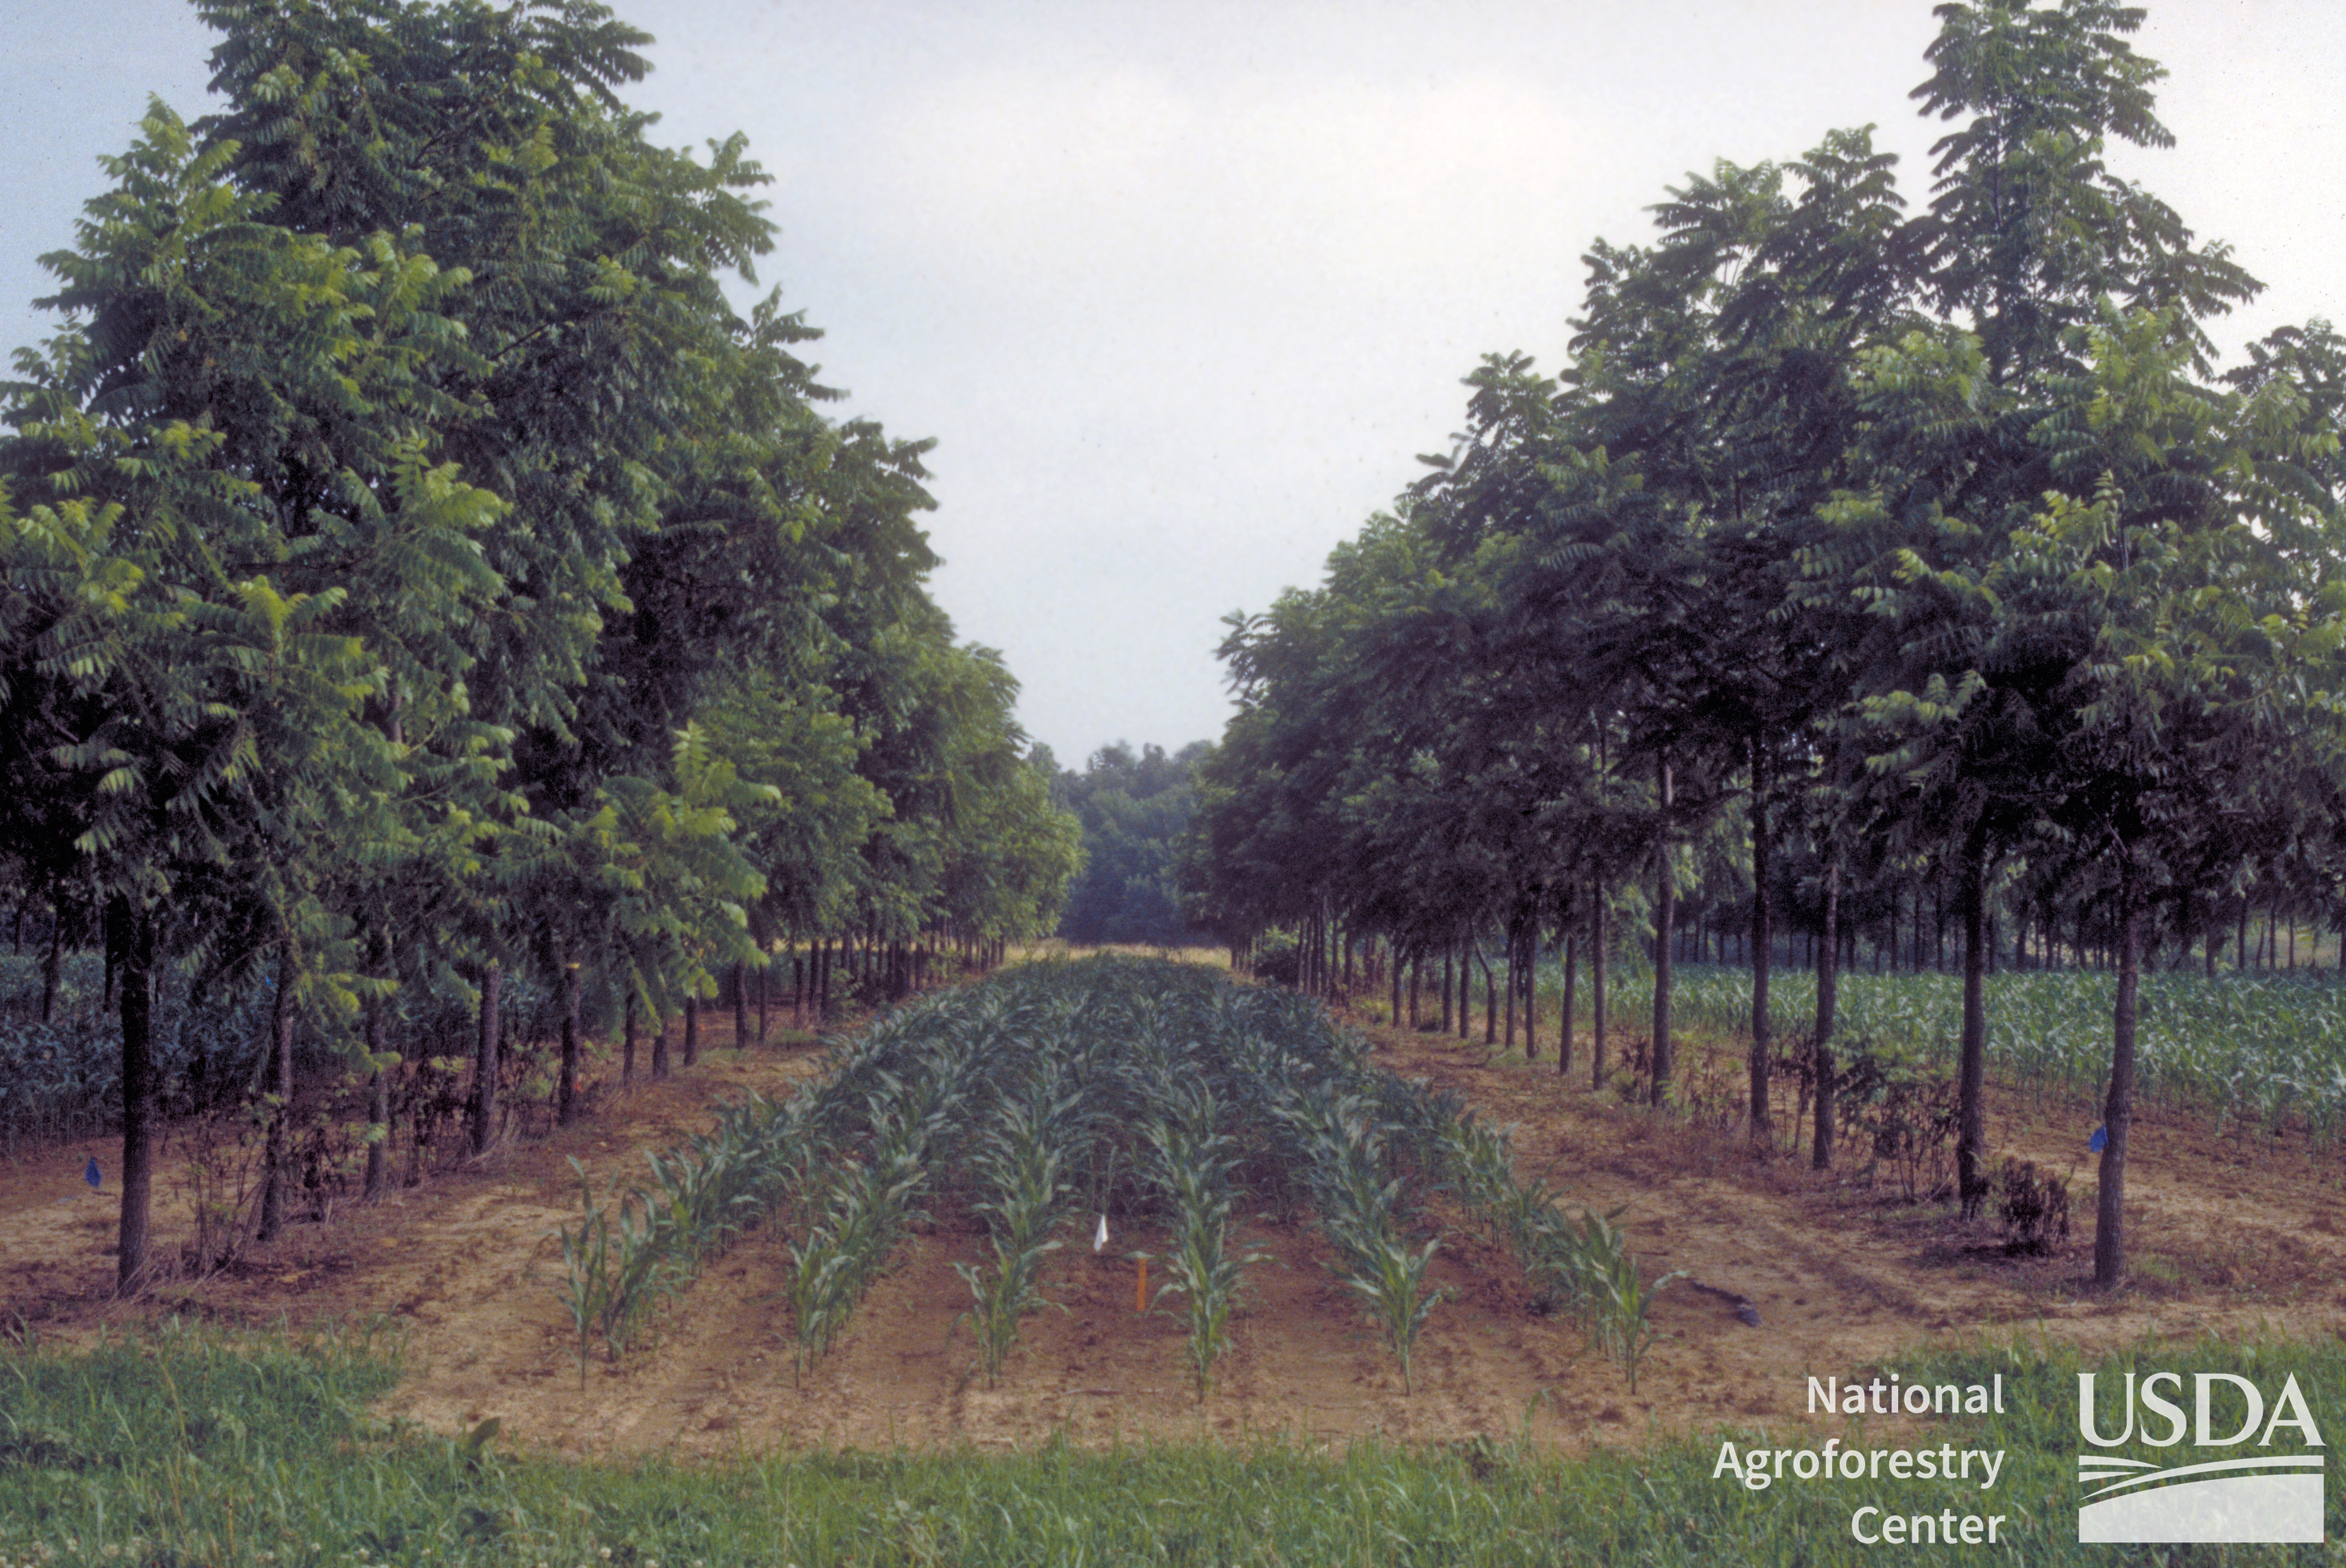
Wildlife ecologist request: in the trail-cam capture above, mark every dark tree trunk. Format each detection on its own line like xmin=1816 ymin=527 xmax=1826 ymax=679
xmin=623 ymin=986 xmax=639 ymax=1084
xmin=1591 ymin=882 xmax=1607 ymax=1090
xmin=1390 ymin=942 xmax=1403 ymax=1026
xmin=1445 ymin=943 xmax=1463 ymax=1042
xmin=40 ymin=915 xmax=61 ymax=1024
xmin=1559 ymin=930 xmax=1575 ymax=1077
xmin=1504 ymin=922 xmax=1519 ymax=1054
xmin=558 ymin=962 xmax=581 ymax=1126
xmin=1482 ymin=945 xmax=1496 ymax=1044
xmin=651 ymin=998 xmax=671 ymax=1078
xmin=2094 ymin=877 xmax=2142 ymax=1287
xmin=110 ymin=899 xmax=156 ymax=1294
xmin=1650 ymin=755 xmax=1675 ymax=1106
xmin=1813 ymin=853 xmax=1841 ymax=1170
xmin=364 ymin=998 xmax=390 ymax=1201
xmin=1956 ymin=827 xmax=1990 ymax=1219
xmin=735 ymin=961 xmax=751 ymax=1043
xmin=260 ymin=943 xmax=297 ymax=1239
xmin=1522 ymin=929 xmax=1538 ymax=1062
xmin=757 ymin=958 xmax=769 ymax=1045
xmin=1748 ymin=736 xmax=1772 ymax=1138
xmin=683 ymin=995 xmax=699 ymax=1068
xmin=473 ymin=960 xmax=501 ymax=1157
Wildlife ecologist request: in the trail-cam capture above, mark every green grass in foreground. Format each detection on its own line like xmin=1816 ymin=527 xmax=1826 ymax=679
xmin=0 ymin=1323 xmax=2339 ymax=1566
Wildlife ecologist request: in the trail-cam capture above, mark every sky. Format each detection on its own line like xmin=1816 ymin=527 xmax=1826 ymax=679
xmin=3 ymin=0 xmax=2342 ymax=766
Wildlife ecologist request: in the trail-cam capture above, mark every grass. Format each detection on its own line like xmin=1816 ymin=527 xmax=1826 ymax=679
xmin=2 ymin=1322 xmax=2340 ymax=1565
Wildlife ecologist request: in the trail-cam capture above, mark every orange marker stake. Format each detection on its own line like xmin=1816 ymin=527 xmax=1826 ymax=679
xmin=1135 ymin=1256 xmax=1148 ymax=1313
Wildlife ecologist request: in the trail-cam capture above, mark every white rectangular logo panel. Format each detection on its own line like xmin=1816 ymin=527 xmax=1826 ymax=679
xmin=2078 ymin=1470 xmax=2323 ymax=1543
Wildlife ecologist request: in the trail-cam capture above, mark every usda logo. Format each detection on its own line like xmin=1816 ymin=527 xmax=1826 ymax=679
xmin=2077 ymin=1371 xmax=2325 ymax=1543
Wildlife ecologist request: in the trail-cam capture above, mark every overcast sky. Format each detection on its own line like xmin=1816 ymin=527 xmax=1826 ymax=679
xmin=4 ymin=1 xmax=2341 ymax=765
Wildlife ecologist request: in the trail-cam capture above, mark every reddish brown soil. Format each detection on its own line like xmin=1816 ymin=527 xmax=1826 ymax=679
xmin=5 ymin=969 xmax=2343 ymax=1460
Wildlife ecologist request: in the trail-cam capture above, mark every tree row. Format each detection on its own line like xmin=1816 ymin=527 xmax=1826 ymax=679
xmin=0 ymin=0 xmax=1081 ymax=1290
xmin=1183 ymin=0 xmax=2346 ymax=1286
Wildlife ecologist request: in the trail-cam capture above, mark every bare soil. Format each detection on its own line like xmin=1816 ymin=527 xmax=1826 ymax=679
xmin=5 ymin=977 xmax=2344 ymax=1460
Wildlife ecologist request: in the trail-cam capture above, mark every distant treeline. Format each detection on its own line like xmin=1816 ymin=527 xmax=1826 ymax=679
xmin=1043 ymin=741 xmax=1214 ymax=948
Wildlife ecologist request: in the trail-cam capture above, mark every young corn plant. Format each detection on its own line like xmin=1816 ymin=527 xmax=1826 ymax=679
xmin=1142 ymin=1095 xmax=1264 ymax=1403
xmin=552 ymin=1159 xmax=612 ymax=1392
xmin=787 ymin=1110 xmax=934 ymax=1379
xmin=1282 ymin=1086 xmax=1446 ymax=1393
xmin=1341 ymin=1234 xmax=1445 ymax=1395
xmin=1544 ymin=1205 xmax=1679 ymax=1391
xmin=550 ymin=1160 xmax=690 ymax=1376
xmin=595 ymin=1186 xmax=677 ymax=1358
xmin=954 ymin=1088 xmax=1078 ymax=1387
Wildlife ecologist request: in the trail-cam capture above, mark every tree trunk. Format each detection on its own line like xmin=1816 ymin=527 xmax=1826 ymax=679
xmin=1504 ymin=922 xmax=1519 ymax=1054
xmin=1390 ymin=941 xmax=1403 ymax=1026
xmin=623 ymin=986 xmax=639 ymax=1084
xmin=757 ymin=958 xmax=770 ymax=1044
xmin=1956 ymin=827 xmax=1990 ymax=1219
xmin=1813 ymin=853 xmax=1840 ymax=1170
xmin=1559 ymin=930 xmax=1575 ymax=1077
xmin=40 ymin=914 xmax=61 ymax=1024
xmin=473 ymin=960 xmax=501 ymax=1157
xmin=363 ymin=998 xmax=390 ymax=1201
xmin=1445 ymin=943 xmax=1463 ymax=1042
xmin=558 ymin=962 xmax=581 ymax=1126
xmin=111 ymin=899 xmax=155 ymax=1295
xmin=683 ymin=994 xmax=699 ymax=1068
xmin=1522 ymin=929 xmax=1538 ymax=1062
xmin=1650 ymin=755 xmax=1675 ymax=1106
xmin=260 ymin=943 xmax=297 ymax=1238
xmin=1748 ymin=736 xmax=1772 ymax=1139
xmin=1481 ymin=944 xmax=1496 ymax=1043
xmin=2094 ymin=877 xmax=2142 ymax=1287
xmin=1591 ymin=882 xmax=1607 ymax=1091
xmin=651 ymin=998 xmax=671 ymax=1078
xmin=735 ymin=961 xmax=751 ymax=1043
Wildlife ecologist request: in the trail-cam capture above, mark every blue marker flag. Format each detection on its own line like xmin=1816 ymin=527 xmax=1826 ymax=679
xmin=2088 ymin=1125 xmax=2108 ymax=1154
xmin=84 ymin=1155 xmax=102 ymax=1190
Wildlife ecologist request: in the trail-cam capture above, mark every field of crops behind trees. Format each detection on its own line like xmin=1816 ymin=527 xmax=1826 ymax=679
xmin=1538 ymin=961 xmax=2346 ymax=1149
